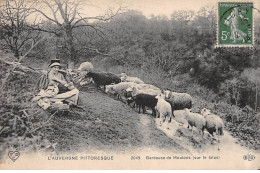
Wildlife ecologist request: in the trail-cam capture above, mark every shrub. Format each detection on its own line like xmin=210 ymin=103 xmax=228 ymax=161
xmin=0 ymin=59 xmax=56 ymax=158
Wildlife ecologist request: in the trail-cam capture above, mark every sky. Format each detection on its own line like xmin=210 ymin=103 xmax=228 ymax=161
xmin=23 ymin=0 xmax=260 ymax=23
xmin=81 ymin=0 xmax=260 ymax=19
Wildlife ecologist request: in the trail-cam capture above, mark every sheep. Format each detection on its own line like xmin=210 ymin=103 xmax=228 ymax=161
xmin=121 ymin=76 xmax=144 ymax=84
xmin=126 ymin=84 xmax=161 ymax=94
xmin=163 ymin=89 xmax=172 ymax=99
xmin=130 ymin=94 xmax=158 ymax=116
xmin=117 ymin=73 xmax=127 ymax=79
xmin=78 ymin=62 xmax=94 ymax=72
xmin=200 ymin=108 xmax=224 ymax=141
xmin=131 ymin=86 xmax=162 ymax=97
xmin=67 ymin=62 xmax=93 ymax=85
xmin=105 ymin=82 xmax=137 ymax=94
xmin=155 ymin=94 xmax=174 ymax=126
xmin=105 ymin=82 xmax=137 ymax=100
xmin=86 ymin=72 xmax=121 ymax=91
xmin=124 ymin=84 xmax=161 ymax=103
xmin=164 ymin=90 xmax=192 ymax=110
xmin=117 ymin=73 xmax=144 ymax=84
xmin=137 ymin=84 xmax=161 ymax=91
xmin=183 ymin=108 xmax=206 ymax=137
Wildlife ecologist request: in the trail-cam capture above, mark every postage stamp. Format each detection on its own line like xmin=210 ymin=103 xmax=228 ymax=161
xmin=217 ymin=2 xmax=254 ymax=47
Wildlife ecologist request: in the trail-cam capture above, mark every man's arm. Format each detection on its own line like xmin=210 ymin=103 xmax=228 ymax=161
xmin=48 ymin=72 xmax=68 ymax=85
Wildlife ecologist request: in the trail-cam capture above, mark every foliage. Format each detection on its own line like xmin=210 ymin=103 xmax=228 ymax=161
xmin=0 ymin=0 xmax=41 ymax=59
xmin=0 ymin=57 xmax=57 ymax=158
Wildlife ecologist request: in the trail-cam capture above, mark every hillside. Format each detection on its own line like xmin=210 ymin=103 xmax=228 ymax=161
xmin=45 ymin=87 xmax=188 ymax=154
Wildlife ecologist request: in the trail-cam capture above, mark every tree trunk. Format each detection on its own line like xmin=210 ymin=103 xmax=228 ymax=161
xmin=65 ymin=26 xmax=76 ymax=62
xmin=256 ymin=84 xmax=258 ymax=111
xmin=14 ymin=49 xmax=19 ymax=60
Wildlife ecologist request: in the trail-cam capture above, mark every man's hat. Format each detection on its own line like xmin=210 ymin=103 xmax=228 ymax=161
xmin=49 ymin=59 xmax=61 ymax=68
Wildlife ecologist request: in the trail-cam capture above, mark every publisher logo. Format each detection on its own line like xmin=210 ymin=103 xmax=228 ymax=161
xmin=243 ymin=153 xmax=255 ymax=161
xmin=8 ymin=150 xmax=20 ymax=162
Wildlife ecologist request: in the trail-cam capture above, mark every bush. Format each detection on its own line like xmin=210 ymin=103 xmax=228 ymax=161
xmin=0 ymin=58 xmax=56 ymax=159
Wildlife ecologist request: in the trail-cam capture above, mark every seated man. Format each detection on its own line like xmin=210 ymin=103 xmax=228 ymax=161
xmin=33 ymin=59 xmax=79 ymax=109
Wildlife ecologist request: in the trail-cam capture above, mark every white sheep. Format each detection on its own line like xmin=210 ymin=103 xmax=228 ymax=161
xmin=155 ymin=94 xmax=173 ymax=126
xmin=117 ymin=73 xmax=127 ymax=80
xmin=131 ymin=86 xmax=162 ymax=97
xmin=138 ymin=84 xmax=161 ymax=91
xmin=200 ymin=108 xmax=224 ymax=141
xmin=125 ymin=84 xmax=161 ymax=98
xmin=105 ymin=82 xmax=137 ymax=100
xmin=122 ymin=76 xmax=144 ymax=84
xmin=127 ymin=84 xmax=161 ymax=93
xmin=119 ymin=74 xmax=144 ymax=84
xmin=183 ymin=108 xmax=206 ymax=137
xmin=78 ymin=62 xmax=94 ymax=72
xmin=105 ymin=82 xmax=137 ymax=94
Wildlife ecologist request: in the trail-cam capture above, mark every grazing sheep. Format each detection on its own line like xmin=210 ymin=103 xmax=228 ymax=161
xmin=122 ymin=76 xmax=144 ymax=84
xmin=105 ymin=82 xmax=137 ymax=94
xmin=105 ymin=82 xmax=137 ymax=100
xmin=126 ymin=84 xmax=161 ymax=94
xmin=200 ymin=108 xmax=224 ymax=140
xmin=118 ymin=73 xmax=144 ymax=84
xmin=130 ymin=94 xmax=158 ymax=116
xmin=86 ymin=72 xmax=121 ymax=91
xmin=78 ymin=62 xmax=94 ymax=72
xmin=117 ymin=73 xmax=127 ymax=79
xmin=131 ymin=86 xmax=162 ymax=97
xmin=164 ymin=90 xmax=192 ymax=110
xmin=155 ymin=94 xmax=174 ymax=126
xmin=137 ymin=84 xmax=161 ymax=91
xmin=184 ymin=108 xmax=206 ymax=137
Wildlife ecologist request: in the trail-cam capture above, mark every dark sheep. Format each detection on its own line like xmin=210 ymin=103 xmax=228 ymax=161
xmin=86 ymin=72 xmax=121 ymax=91
xmin=128 ymin=94 xmax=158 ymax=117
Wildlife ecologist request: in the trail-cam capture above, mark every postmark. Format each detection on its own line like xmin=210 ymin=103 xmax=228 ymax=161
xmin=217 ymin=2 xmax=254 ymax=47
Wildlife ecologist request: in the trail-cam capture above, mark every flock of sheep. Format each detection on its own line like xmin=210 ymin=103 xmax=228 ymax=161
xmin=76 ymin=62 xmax=225 ymax=145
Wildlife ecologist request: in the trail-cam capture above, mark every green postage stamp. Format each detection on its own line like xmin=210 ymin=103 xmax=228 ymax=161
xmin=218 ymin=2 xmax=253 ymax=47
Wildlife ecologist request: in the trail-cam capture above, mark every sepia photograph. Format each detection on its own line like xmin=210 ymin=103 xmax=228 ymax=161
xmin=0 ymin=0 xmax=259 ymax=170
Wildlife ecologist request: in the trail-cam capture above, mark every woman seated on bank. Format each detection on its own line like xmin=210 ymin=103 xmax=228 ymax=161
xmin=33 ymin=59 xmax=79 ymax=107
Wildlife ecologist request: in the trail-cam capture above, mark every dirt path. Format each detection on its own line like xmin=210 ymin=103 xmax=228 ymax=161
xmin=155 ymin=110 xmax=260 ymax=160
xmin=45 ymin=88 xmax=187 ymax=154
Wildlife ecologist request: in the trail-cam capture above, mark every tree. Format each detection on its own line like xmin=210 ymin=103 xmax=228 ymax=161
xmin=170 ymin=10 xmax=195 ymax=37
xmin=195 ymin=6 xmax=216 ymax=34
xmin=240 ymin=68 xmax=260 ymax=111
xmin=0 ymin=0 xmax=38 ymax=59
xmin=220 ymin=78 xmax=242 ymax=106
xmin=30 ymin=0 xmax=123 ymax=62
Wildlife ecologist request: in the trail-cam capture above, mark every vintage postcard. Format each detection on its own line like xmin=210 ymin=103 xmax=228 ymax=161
xmin=0 ymin=0 xmax=259 ymax=170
